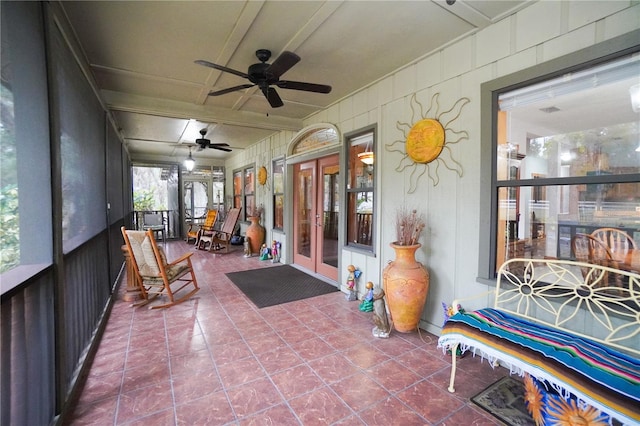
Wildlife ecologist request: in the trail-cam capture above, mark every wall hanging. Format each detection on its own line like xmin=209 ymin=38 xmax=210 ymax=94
xmin=385 ymin=93 xmax=470 ymax=193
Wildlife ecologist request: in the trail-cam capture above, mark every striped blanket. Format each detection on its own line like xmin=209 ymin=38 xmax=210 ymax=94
xmin=438 ymin=308 xmax=640 ymax=424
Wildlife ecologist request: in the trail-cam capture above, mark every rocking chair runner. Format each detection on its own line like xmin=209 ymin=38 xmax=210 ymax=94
xmin=198 ymin=208 xmax=241 ymax=252
xmin=121 ymin=227 xmax=199 ymax=309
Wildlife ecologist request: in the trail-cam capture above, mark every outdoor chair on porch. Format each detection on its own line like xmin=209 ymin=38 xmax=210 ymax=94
xmin=197 ymin=208 xmax=241 ymax=253
xmin=121 ymin=227 xmax=199 ymax=309
xmin=186 ymin=209 xmax=217 ymax=245
xmin=142 ymin=212 xmax=166 ymax=243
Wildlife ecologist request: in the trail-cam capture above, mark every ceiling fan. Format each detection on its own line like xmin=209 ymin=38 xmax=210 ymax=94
xmin=194 ymin=129 xmax=231 ymax=152
xmin=195 ymin=49 xmax=332 ymax=108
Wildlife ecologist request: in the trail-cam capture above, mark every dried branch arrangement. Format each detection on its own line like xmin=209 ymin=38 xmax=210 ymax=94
xmin=395 ymin=207 xmax=425 ymax=246
xmin=249 ymin=205 xmax=264 ymax=218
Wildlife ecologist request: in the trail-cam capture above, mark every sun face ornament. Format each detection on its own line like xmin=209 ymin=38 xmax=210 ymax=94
xmin=386 ymin=93 xmax=470 ymax=193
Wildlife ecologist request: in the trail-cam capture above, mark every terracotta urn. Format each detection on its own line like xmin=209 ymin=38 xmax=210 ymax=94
xmin=246 ymin=216 xmax=265 ymax=254
xmin=382 ymin=242 xmax=430 ymax=333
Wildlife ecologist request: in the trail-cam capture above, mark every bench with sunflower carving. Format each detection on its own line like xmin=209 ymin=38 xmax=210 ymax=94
xmin=437 ymin=258 xmax=639 ymax=425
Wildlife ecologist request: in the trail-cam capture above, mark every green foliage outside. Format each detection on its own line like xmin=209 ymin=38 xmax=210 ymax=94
xmin=133 ymin=189 xmax=156 ymax=211
xmin=0 ymin=184 xmax=19 ymax=273
xmin=1 ymin=83 xmax=19 ymax=273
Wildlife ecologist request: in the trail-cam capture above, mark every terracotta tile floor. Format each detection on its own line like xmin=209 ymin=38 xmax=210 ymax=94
xmin=69 ymin=240 xmax=509 ymax=425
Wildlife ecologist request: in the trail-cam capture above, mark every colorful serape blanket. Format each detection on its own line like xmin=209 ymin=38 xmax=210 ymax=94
xmin=437 ymin=308 xmax=640 ymax=425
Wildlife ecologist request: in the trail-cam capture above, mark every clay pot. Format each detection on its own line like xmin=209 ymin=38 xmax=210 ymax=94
xmin=382 ymin=243 xmax=430 ymax=333
xmin=246 ymin=216 xmax=265 ymax=254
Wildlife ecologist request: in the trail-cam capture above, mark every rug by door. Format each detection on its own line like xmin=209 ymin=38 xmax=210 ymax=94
xmin=226 ymin=265 xmax=338 ymax=308
xmin=471 ymin=376 xmax=535 ymax=426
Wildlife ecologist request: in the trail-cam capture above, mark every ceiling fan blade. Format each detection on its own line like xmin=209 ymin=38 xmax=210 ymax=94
xmin=262 ymin=87 xmax=284 ymax=108
xmin=211 ymin=146 xmax=232 ymax=152
xmin=194 ymin=60 xmax=249 ymax=79
xmin=275 ymin=80 xmax=332 ymax=93
xmin=208 ymin=84 xmax=255 ymax=96
xmin=266 ymin=51 xmax=300 ymax=79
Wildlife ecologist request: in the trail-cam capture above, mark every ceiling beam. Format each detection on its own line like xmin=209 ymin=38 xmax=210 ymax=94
xmin=102 ymin=90 xmax=303 ymax=132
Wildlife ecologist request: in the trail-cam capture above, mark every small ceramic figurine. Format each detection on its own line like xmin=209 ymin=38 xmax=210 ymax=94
xmin=346 ymin=264 xmax=357 ymax=301
xmin=372 ymin=287 xmax=391 ymax=338
xmin=260 ymin=243 xmax=271 ymax=260
xmin=442 ymin=302 xmax=464 ymax=356
xmin=359 ymin=281 xmax=374 ymax=312
xmin=243 ymin=238 xmax=251 ymax=257
xmin=271 ymin=240 xmax=280 ymax=263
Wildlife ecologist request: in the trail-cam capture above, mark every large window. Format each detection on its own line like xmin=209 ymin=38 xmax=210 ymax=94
xmin=480 ymin=35 xmax=640 ymax=280
xmin=345 ymin=126 xmax=376 ymax=250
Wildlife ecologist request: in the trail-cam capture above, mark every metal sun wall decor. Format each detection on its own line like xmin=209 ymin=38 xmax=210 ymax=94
xmin=385 ymin=93 xmax=470 ymax=193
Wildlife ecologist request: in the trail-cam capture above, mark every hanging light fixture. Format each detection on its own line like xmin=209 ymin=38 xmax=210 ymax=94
xmin=358 ymin=138 xmax=374 ymax=165
xmin=184 ymin=147 xmax=195 ymax=171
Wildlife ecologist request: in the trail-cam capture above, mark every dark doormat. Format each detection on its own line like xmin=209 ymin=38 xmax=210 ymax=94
xmin=226 ymin=265 xmax=338 ymax=308
xmin=472 ymin=376 xmax=535 ymax=426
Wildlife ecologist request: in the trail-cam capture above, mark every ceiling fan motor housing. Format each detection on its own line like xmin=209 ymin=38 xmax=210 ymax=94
xmin=248 ymin=62 xmax=274 ymax=84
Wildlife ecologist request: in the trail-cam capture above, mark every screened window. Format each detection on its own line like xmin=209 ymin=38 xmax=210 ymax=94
xmin=273 ymin=158 xmax=285 ymax=230
xmin=0 ymin=1 xmax=52 ymax=287
xmin=345 ymin=127 xmax=376 ymax=250
xmin=487 ymin=51 xmax=640 ymax=277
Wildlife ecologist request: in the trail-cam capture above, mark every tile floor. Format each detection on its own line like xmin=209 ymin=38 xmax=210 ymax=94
xmin=69 ymin=240 xmax=510 ymax=425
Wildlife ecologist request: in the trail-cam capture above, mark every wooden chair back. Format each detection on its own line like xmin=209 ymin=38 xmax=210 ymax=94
xmin=201 ymin=209 xmax=218 ymax=231
xmin=590 ymin=227 xmax=637 ymax=258
xmin=571 ymin=233 xmax=622 ymax=291
xmin=121 ymin=227 xmax=199 ymax=308
xmin=220 ymin=208 xmax=241 ymax=235
xmin=198 ymin=208 xmax=241 ymax=252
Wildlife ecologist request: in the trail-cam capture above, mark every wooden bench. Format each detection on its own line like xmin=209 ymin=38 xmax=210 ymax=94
xmin=438 ymin=258 xmax=639 ymax=424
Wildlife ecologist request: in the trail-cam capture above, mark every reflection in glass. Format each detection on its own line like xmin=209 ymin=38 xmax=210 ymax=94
xmin=347 ymin=130 xmax=375 ymax=249
xmin=297 ymin=168 xmax=312 ymax=258
xmin=495 ymin=53 xmax=640 ymax=276
xmin=497 ymin=182 xmax=640 ymax=262
xmin=322 ymin=164 xmax=339 ymax=268
xmin=273 ymin=159 xmax=284 ymax=229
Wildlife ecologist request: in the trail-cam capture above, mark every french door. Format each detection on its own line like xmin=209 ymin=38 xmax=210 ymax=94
xmin=293 ymin=155 xmax=339 ymax=281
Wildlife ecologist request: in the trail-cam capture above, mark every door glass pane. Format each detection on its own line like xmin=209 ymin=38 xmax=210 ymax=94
xmin=297 ymin=168 xmax=312 ymax=258
xmin=322 ymin=164 xmax=339 ymax=267
xmin=183 ymin=181 xmax=208 ymax=221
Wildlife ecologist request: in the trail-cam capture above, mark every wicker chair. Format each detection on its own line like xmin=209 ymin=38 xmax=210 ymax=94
xmin=121 ymin=227 xmax=199 ymax=309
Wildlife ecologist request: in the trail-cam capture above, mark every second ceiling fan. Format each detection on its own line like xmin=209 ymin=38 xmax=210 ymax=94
xmin=195 ymin=49 xmax=331 ymax=108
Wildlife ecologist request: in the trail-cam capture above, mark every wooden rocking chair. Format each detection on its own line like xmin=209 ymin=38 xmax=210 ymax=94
xmin=198 ymin=208 xmax=241 ymax=253
xmin=186 ymin=209 xmax=217 ymax=245
xmin=121 ymin=227 xmax=199 ymax=309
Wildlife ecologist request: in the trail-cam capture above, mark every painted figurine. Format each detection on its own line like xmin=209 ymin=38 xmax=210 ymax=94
xmin=359 ymin=281 xmax=374 ymax=312
xmin=260 ymin=243 xmax=271 ymax=260
xmin=243 ymin=239 xmax=251 ymax=257
xmin=346 ymin=264 xmax=357 ymax=301
xmin=271 ymin=240 xmax=281 ymax=263
xmin=372 ymin=288 xmax=391 ymax=338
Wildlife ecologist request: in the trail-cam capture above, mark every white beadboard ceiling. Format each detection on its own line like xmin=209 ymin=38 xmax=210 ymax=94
xmin=59 ymin=0 xmax=533 ymax=164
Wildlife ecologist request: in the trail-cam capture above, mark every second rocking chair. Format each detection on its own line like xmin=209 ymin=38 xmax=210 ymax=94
xmin=122 ymin=227 xmax=199 ymax=309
